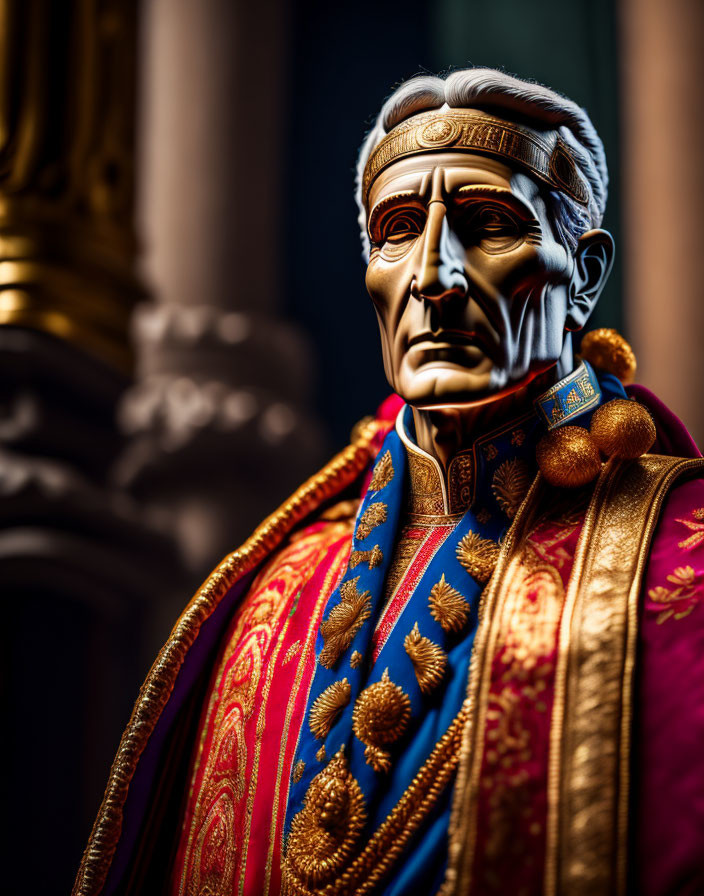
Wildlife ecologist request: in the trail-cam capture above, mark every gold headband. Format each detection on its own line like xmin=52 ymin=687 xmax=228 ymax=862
xmin=362 ymin=108 xmax=590 ymax=207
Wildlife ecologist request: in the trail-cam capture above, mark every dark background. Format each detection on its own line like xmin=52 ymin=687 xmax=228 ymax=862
xmin=284 ymin=0 xmax=621 ymax=448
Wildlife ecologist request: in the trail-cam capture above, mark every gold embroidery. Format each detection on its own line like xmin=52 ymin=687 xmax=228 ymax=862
xmin=309 ymin=679 xmax=351 ymax=739
xmin=352 ymin=668 xmax=411 ymax=772
xmin=407 ymin=450 xmax=446 ymax=516
xmin=319 ymin=578 xmax=372 ymax=668
xmin=356 ymin=502 xmax=388 ymax=540
xmin=350 ymin=651 xmax=364 ymax=669
xmin=476 ymin=509 xmax=491 ymax=525
xmin=293 ymin=760 xmax=306 ymax=783
xmin=404 ymin=623 xmax=447 ymax=694
xmin=510 ymin=429 xmax=525 ymax=447
xmin=349 ymin=545 xmax=383 ymax=569
xmin=369 ymin=450 xmax=394 ymax=491
xmin=383 ymin=528 xmax=424 ymax=601
xmin=484 ymin=443 xmax=498 ymax=461
xmin=676 ymin=506 xmax=704 ymax=550
xmin=316 ymin=745 xmax=327 ymax=763
xmin=283 ymin=640 xmax=302 ymax=666
xmin=284 ymin=709 xmax=467 ymax=896
xmin=492 ymin=458 xmax=531 ymax=519
xmin=73 ymin=417 xmax=386 ymax=896
xmin=428 ymin=573 xmax=470 ymax=633
xmin=456 ymin=531 xmax=500 ymax=583
xmin=565 ymin=388 xmax=580 ymax=408
xmin=264 ymin=539 xmax=352 ymax=893
xmin=648 ymin=565 xmax=701 ymax=623
xmin=447 ymin=453 xmax=473 ymax=514
xmin=285 ymin=748 xmax=367 ymax=890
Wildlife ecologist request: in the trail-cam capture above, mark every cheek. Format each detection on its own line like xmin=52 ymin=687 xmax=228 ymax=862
xmin=470 ymin=244 xmax=570 ymax=296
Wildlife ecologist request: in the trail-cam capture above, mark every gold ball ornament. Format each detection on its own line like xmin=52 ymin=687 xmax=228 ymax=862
xmin=590 ymin=399 xmax=656 ymax=459
xmin=536 ymin=426 xmax=602 ymax=488
xmin=579 ymin=328 xmax=637 ymax=384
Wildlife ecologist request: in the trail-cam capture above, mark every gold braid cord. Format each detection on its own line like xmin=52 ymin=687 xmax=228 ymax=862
xmin=283 ymin=709 xmax=467 ymax=896
xmin=72 ymin=418 xmax=388 ymax=896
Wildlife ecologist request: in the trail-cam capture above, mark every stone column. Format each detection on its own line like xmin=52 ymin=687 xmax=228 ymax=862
xmin=0 ymin=1 xmax=183 ymax=891
xmin=120 ymin=0 xmax=326 ymax=579
xmin=621 ymin=0 xmax=704 ymax=443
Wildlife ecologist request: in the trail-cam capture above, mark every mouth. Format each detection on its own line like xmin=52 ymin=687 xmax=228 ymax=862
xmin=406 ymin=329 xmax=490 ymax=352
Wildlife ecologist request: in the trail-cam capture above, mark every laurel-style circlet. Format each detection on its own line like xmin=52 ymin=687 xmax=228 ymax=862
xmin=428 ymin=573 xmax=470 ymax=633
xmin=319 ymin=578 xmax=371 ymax=668
xmin=404 ymin=623 xmax=447 ymax=694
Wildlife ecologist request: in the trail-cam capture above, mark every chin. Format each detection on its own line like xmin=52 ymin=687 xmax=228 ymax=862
xmin=398 ymin=366 xmax=496 ymax=409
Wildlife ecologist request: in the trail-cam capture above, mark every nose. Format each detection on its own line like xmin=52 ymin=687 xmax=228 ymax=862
xmin=412 ymin=201 xmax=468 ymax=304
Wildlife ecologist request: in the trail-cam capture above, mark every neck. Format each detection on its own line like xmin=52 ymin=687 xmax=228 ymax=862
xmin=411 ymin=348 xmax=573 ymax=471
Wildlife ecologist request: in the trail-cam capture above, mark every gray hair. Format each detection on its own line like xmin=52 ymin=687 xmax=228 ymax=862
xmin=355 ymin=68 xmax=608 ymax=260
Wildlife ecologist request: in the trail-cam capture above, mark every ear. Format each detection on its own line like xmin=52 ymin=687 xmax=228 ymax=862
xmin=565 ymin=229 xmax=615 ymax=331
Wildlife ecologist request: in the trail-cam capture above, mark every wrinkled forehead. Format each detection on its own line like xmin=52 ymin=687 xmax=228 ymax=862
xmin=366 ymin=151 xmax=543 ymax=222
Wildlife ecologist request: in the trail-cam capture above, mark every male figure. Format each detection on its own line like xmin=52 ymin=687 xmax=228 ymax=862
xmin=75 ymin=69 xmax=704 ymax=896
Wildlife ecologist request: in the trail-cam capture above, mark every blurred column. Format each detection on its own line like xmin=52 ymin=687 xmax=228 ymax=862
xmin=120 ymin=0 xmax=325 ymax=584
xmin=621 ymin=0 xmax=704 ymax=444
xmin=0 ymin=1 xmax=182 ymax=890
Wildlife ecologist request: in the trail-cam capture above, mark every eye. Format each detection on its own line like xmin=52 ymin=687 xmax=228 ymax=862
xmin=453 ymin=203 xmax=523 ymax=253
xmin=373 ymin=206 xmax=426 ymax=245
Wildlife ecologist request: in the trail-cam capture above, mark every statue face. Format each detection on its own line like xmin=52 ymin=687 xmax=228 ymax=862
xmin=364 ymin=150 xmax=605 ymax=409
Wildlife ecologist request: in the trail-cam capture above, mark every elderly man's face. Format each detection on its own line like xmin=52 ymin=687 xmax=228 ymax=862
xmin=364 ymin=150 xmax=594 ymax=408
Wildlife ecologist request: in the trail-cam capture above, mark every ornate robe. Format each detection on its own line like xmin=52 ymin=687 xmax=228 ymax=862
xmin=74 ymin=371 xmax=704 ymax=896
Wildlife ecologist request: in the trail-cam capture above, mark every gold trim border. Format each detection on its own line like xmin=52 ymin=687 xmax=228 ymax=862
xmin=545 ymin=455 xmax=704 ymax=896
xmin=444 ymin=471 xmax=545 ymax=894
xmin=72 ymin=418 xmax=388 ymax=896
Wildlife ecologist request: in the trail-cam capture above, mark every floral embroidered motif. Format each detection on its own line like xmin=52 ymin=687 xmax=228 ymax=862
xmin=309 ymin=679 xmax=351 ymax=739
xmin=404 ymin=623 xmax=447 ymax=694
xmin=369 ymin=450 xmax=394 ymax=491
xmin=676 ymin=507 xmax=704 ymax=551
xmin=293 ymin=760 xmax=306 ymax=783
xmin=356 ymin=502 xmax=388 ymax=540
xmin=492 ymin=458 xmax=531 ymax=519
xmin=484 ymin=443 xmax=499 ymax=461
xmin=316 ymin=745 xmax=327 ymax=763
xmin=456 ymin=530 xmax=500 ymax=583
xmin=510 ymin=429 xmax=525 ymax=446
xmin=428 ymin=573 xmax=470 ymax=633
xmin=352 ymin=669 xmax=411 ymax=773
xmin=349 ymin=545 xmax=384 ymax=570
xmin=648 ymin=565 xmax=702 ymax=623
xmin=319 ymin=578 xmax=371 ymax=668
xmin=476 ymin=508 xmax=491 ymax=525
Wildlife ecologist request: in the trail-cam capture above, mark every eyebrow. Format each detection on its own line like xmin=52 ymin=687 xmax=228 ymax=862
xmin=455 ymin=184 xmax=538 ymax=219
xmin=367 ymin=190 xmax=422 ymax=239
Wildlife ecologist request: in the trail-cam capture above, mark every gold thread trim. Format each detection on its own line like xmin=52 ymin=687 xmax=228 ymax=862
xmin=444 ymin=472 xmax=544 ymax=895
xmin=72 ymin=418 xmax=387 ymax=896
xmin=544 ymin=455 xmax=704 ymax=896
